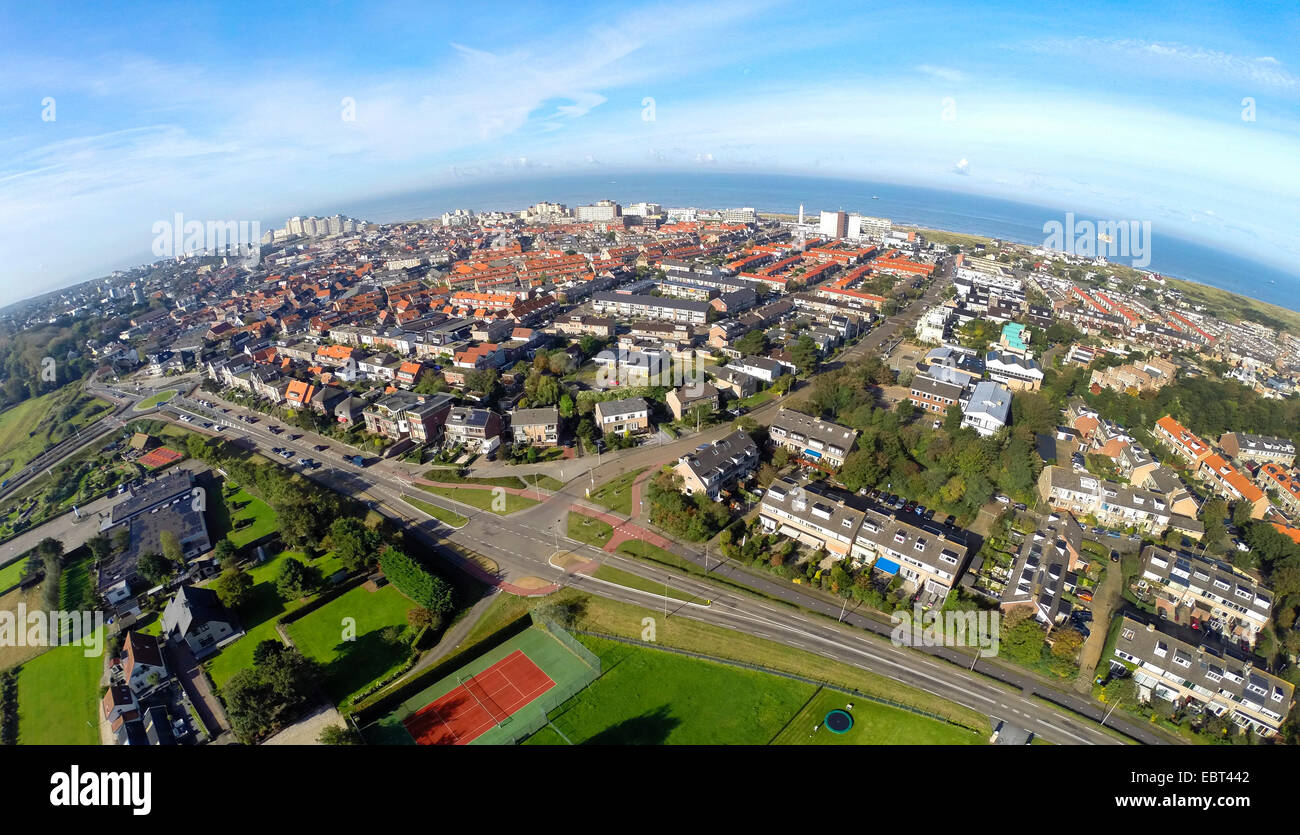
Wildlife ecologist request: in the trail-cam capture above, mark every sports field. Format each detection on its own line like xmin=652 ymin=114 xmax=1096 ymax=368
xmin=524 ymin=636 xmax=988 ymax=746
xmin=365 ymin=625 xmax=596 ymax=745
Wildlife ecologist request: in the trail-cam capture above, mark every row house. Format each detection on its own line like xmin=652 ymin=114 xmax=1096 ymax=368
xmin=363 ymin=392 xmax=454 ymax=444
xmin=1258 ymin=462 xmax=1300 ymax=516
xmin=1219 ymin=432 xmax=1296 ymax=467
xmin=1037 ymin=466 xmax=1172 ymax=533
xmin=1139 ymin=546 xmax=1272 ymax=648
xmin=1153 ymin=415 xmax=1212 ymax=466
xmin=908 ymin=374 xmax=963 ymax=415
xmin=1197 ymin=454 xmax=1269 ymax=519
xmin=766 ymin=408 xmax=858 ymax=470
xmin=1112 ymin=615 xmax=1292 ymax=738
xmin=444 ymin=407 xmax=504 ymax=453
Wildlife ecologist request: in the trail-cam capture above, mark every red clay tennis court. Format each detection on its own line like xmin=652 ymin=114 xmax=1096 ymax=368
xmin=403 ymin=650 xmax=556 ymax=745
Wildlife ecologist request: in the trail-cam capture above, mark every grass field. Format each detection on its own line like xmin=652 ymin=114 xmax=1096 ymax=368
xmin=401 ymin=495 xmax=468 ymax=528
xmin=567 ymin=512 xmax=613 ymax=547
xmin=287 ymin=583 xmax=415 ymax=705
xmin=0 ymin=556 xmax=27 ymax=591
xmin=134 ymin=389 xmax=179 ymax=410
xmin=770 ymin=688 xmax=985 ymax=745
xmin=15 ymin=629 xmax=104 ymax=745
xmin=212 ymin=485 xmax=278 ymax=548
xmin=205 ymin=550 xmax=341 ymax=688
xmin=0 ymin=585 xmax=51 ymax=670
xmin=0 ymin=386 xmax=113 ymax=482
xmin=525 ymin=635 xmax=814 ymax=745
xmin=419 ymin=469 xmax=525 ymax=488
xmin=589 ymin=468 xmax=646 ymax=516
xmin=416 ymin=484 xmax=538 ymax=515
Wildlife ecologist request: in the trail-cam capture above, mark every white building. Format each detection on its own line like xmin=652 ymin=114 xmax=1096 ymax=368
xmin=960 ymin=382 xmax=1012 ymax=437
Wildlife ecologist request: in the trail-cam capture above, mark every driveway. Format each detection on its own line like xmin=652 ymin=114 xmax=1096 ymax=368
xmin=163 ymin=640 xmax=232 ymax=743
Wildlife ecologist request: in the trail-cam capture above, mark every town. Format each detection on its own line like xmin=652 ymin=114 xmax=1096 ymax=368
xmin=0 ymin=196 xmax=1298 ymax=751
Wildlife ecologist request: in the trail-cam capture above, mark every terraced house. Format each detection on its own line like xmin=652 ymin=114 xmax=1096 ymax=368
xmin=1219 ymin=432 xmax=1296 ymax=467
xmin=759 ymin=478 xmax=970 ymax=600
xmin=1197 ymin=453 xmax=1268 ymax=519
xmin=1138 ymin=546 xmax=1272 ymax=648
xmin=1258 ymin=462 xmax=1300 ymax=516
xmin=907 ymin=374 xmax=963 ymax=415
xmin=1153 ymin=415 xmax=1212 ymax=466
xmin=767 ymin=408 xmax=858 ymax=470
xmin=1037 ymin=466 xmax=1171 ymax=533
xmin=1112 ymin=615 xmax=1293 ymax=738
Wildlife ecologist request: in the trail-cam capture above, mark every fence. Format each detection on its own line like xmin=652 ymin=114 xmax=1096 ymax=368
xmin=534 ymin=616 xmax=602 ymax=674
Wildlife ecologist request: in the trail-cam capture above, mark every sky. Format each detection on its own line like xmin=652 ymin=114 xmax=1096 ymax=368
xmin=2 ymin=0 xmax=1299 ymax=307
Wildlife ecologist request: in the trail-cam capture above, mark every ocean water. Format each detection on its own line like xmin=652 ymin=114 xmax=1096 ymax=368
xmin=331 ymin=171 xmax=1300 ymax=313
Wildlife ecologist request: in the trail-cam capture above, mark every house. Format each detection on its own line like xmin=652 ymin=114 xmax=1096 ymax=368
xmin=444 ymin=407 xmax=504 ymax=453
xmin=704 ymin=365 xmax=759 ymax=399
xmin=1037 ymin=466 xmax=1171 ymax=533
xmin=160 ymin=585 xmax=241 ymax=660
xmin=122 ymin=631 xmax=168 ymax=695
xmin=1258 ymin=462 xmax=1300 ymax=516
xmin=510 ymin=407 xmax=559 ymax=447
xmin=999 ymin=515 xmax=1083 ymax=630
xmin=1219 ymin=432 xmax=1296 ymax=467
xmin=908 ymin=374 xmax=963 ymax=415
xmin=673 ymin=429 xmax=759 ymax=500
xmin=1197 ymin=454 xmax=1269 ymax=519
xmin=767 ymin=408 xmax=858 ymax=470
xmin=984 ymin=350 xmax=1043 ymax=391
xmin=102 ymin=683 xmax=138 ymax=725
xmin=594 ymin=397 xmax=651 ymax=436
xmin=960 ymin=381 xmax=1012 ymax=437
xmin=1153 ymin=415 xmax=1212 ymax=466
xmin=1138 ymin=545 xmax=1271 ymax=647
xmin=666 ymin=383 xmax=720 ymax=422
xmin=1111 ymin=615 xmax=1292 ymax=738
xmin=727 ymin=355 xmax=783 ymax=384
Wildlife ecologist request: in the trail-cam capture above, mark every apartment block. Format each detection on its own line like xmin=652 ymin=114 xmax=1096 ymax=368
xmin=1219 ymin=432 xmax=1296 ymax=467
xmin=767 ymin=408 xmax=858 ymax=469
xmin=1037 ymin=466 xmax=1171 ymax=533
xmin=510 ymin=407 xmax=559 ymax=447
xmin=673 ymin=429 xmax=759 ymax=500
xmin=1139 ymin=545 xmax=1272 ymax=647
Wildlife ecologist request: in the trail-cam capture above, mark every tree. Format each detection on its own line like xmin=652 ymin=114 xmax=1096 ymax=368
xmin=86 ymin=534 xmax=112 ymax=563
xmin=159 ymin=530 xmax=183 ymax=565
xmin=379 ymin=548 xmax=455 ymax=614
xmin=136 ymin=552 xmax=175 ymax=587
xmin=734 ymin=329 xmax=767 ymax=356
xmin=330 ymin=517 xmax=380 ymax=572
xmin=213 ymin=538 xmax=240 ymax=571
xmin=943 ymin=403 xmax=963 ymax=433
xmin=318 ymin=724 xmax=362 ymax=745
xmin=1231 ymin=500 xmax=1253 ymax=529
xmin=790 ymin=336 xmax=819 ymax=375
xmin=275 ymin=557 xmax=321 ymax=600
xmin=214 ymin=567 xmax=253 ymax=609
xmin=558 ymin=393 xmax=576 ymax=418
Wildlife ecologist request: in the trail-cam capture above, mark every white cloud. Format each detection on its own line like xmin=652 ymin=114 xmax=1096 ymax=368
xmin=1024 ymin=37 xmax=1298 ymax=89
xmin=916 ymin=64 xmax=965 ymax=83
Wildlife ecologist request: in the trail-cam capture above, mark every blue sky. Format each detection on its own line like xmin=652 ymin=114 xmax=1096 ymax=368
xmin=2 ymin=0 xmax=1299 ymax=307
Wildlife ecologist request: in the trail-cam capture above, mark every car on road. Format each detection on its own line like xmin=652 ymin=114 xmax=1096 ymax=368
xmin=297 ymin=458 xmax=311 ymax=466
xmin=315 ymin=444 xmax=330 ymax=452
xmin=288 ymin=434 xmax=301 ymax=441
xmin=279 ymin=450 xmax=293 ymax=459
xmin=268 ymin=426 xmax=283 ymax=434
xmin=271 ymin=447 xmax=282 ymax=454
xmin=1110 ymin=550 xmax=1120 ymax=563
xmin=943 ymin=514 xmax=956 ymax=527
xmin=1105 ymin=530 xmax=1121 ymax=538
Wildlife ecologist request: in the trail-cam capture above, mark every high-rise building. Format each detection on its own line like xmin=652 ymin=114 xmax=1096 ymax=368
xmin=575 ymin=200 xmax=621 ymax=221
xmin=722 ymin=207 xmax=757 ymax=224
xmin=819 ymin=210 xmax=848 ymax=239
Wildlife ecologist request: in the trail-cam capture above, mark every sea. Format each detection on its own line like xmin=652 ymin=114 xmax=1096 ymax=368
xmin=328 ymin=171 xmax=1300 ymax=314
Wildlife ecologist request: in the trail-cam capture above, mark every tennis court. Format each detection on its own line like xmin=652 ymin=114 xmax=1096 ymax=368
xmin=403 ymin=651 xmax=556 ymax=744
xmin=365 ymin=623 xmax=600 ymax=745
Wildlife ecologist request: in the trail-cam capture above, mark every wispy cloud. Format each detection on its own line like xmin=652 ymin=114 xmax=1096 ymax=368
xmin=1024 ymin=37 xmax=1298 ymax=89
xmin=916 ymin=64 xmax=965 ymax=83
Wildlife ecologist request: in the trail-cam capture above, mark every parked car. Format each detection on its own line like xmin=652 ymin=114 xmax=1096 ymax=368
xmin=1110 ymin=550 xmax=1120 ymax=563
xmin=995 ymin=494 xmax=1010 ymax=504
xmin=1013 ymin=502 xmax=1027 ymax=511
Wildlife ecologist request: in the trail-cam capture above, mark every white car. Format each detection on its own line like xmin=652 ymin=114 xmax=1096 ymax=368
xmin=995 ymin=495 xmax=1010 ymax=504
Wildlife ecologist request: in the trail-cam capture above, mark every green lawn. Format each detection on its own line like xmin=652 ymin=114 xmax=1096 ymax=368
xmin=419 ymin=469 xmax=525 ymax=488
xmin=567 ymin=512 xmax=613 ymax=547
xmin=15 ymin=629 xmax=103 ymax=745
xmin=0 ymin=386 xmax=113 ymax=481
xmin=214 ymin=486 xmax=278 ymax=548
xmin=0 ymin=556 xmax=27 ymax=591
xmin=134 ymin=389 xmax=178 ymax=410
xmin=589 ymin=468 xmax=646 ymax=516
xmin=770 ymin=688 xmax=986 ymax=745
xmin=287 ymin=582 xmax=415 ymax=705
xmin=737 ymin=388 xmax=779 ymax=409
xmin=530 ymin=474 xmax=567 ymax=492
xmin=205 ymin=550 xmax=341 ymax=688
xmin=416 ymin=484 xmax=538 ymax=515
xmin=591 ymin=564 xmax=696 ymax=602
xmin=524 ymin=635 xmax=815 ymax=745
xmin=401 ymin=495 xmax=468 ymax=528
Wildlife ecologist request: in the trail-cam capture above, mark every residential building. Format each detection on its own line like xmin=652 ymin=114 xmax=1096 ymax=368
xmin=767 ymin=408 xmax=858 ymax=469
xmin=727 ymin=355 xmax=783 ymax=384
xmin=1037 ymin=466 xmax=1172 ymax=533
xmin=666 ymin=383 xmax=720 ymax=422
xmin=122 ymin=631 xmax=168 ymax=695
xmin=908 ymin=374 xmax=963 ymax=415
xmin=960 ymin=381 xmax=1012 ymax=437
xmin=1138 ymin=546 xmax=1272 ymax=647
xmin=1258 ymin=462 xmax=1300 ymax=516
xmin=1111 ymin=615 xmax=1292 ymax=738
xmin=591 ymin=292 xmax=710 ymax=324
xmin=97 ymin=471 xmax=212 ymax=605
xmin=510 ymin=407 xmax=559 ymax=447
xmin=984 ymin=350 xmax=1043 ymax=391
xmin=1153 ymin=415 xmax=1212 ymax=466
xmin=999 ymin=516 xmax=1083 ymax=630
xmin=594 ymin=397 xmax=650 ymax=436
xmin=1198 ymin=454 xmax=1269 ymax=519
xmin=673 ymin=429 xmax=759 ymax=500
xmin=444 ymin=407 xmax=504 ymax=453
xmin=160 ymin=585 xmax=241 ymax=660
xmin=1219 ymin=432 xmax=1296 ymax=467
